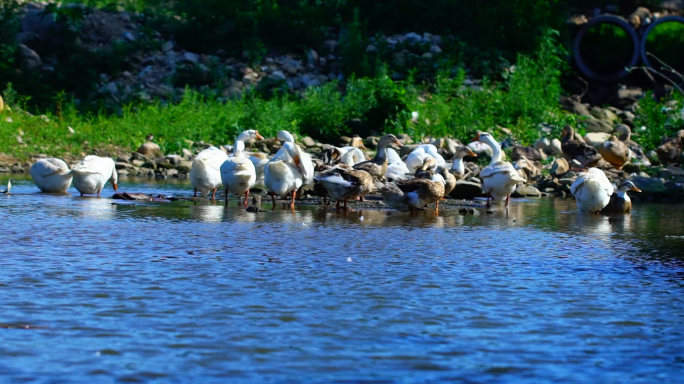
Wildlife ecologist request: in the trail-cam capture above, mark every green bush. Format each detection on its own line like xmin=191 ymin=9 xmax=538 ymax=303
xmin=633 ymin=92 xmax=684 ymax=150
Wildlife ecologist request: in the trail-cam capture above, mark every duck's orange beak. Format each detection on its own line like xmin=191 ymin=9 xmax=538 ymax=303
xmin=631 ymin=186 xmax=642 ymax=193
xmin=470 ymin=133 xmax=481 ymax=142
xmin=465 ymin=148 xmax=477 ymax=157
xmin=255 ymin=131 xmax=264 ymax=140
xmin=113 ymin=184 xmax=118 ymax=191
xmin=293 ymin=156 xmax=301 ymax=166
xmin=395 ymin=140 xmax=404 ymax=147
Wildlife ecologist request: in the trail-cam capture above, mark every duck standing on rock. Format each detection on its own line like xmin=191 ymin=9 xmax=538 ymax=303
xmin=72 ymin=155 xmax=118 ymax=197
xmin=570 ymin=167 xmax=614 ymax=214
xmin=656 ymin=130 xmax=684 ymax=165
xmin=30 ymin=158 xmax=73 ymax=193
xmin=615 ymin=124 xmax=647 ymax=164
xmin=415 ymin=158 xmax=452 ymax=204
xmin=601 ymin=181 xmax=642 ymax=214
xmin=220 ymin=140 xmax=256 ymax=207
xmin=561 ymin=125 xmax=602 ymax=169
xmin=475 ymin=132 xmax=526 ymax=208
xmin=353 ymin=134 xmax=403 ymax=181
xmin=599 ymin=135 xmax=630 ymax=170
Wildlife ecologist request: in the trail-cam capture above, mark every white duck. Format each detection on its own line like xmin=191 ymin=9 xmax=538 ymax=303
xmin=72 ymin=155 xmax=118 ymax=197
xmin=190 ymin=146 xmax=228 ymax=199
xmin=264 ymin=142 xmax=303 ymax=209
xmin=570 ymin=167 xmax=615 ymax=214
xmin=220 ymin=140 xmax=257 ymax=207
xmin=476 ymin=132 xmax=526 ymax=207
xmin=30 ymin=158 xmax=73 ymax=193
xmin=1 ymin=178 xmax=13 ymax=194
xmin=450 ymin=146 xmax=478 ymax=180
xmin=337 ymin=136 xmax=367 ymax=166
xmin=237 ymin=129 xmax=266 ymax=186
xmin=405 ymin=144 xmax=446 ymax=173
xmin=384 ymin=147 xmax=411 ymax=181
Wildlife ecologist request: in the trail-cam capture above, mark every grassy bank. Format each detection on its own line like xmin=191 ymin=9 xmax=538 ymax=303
xmin=1 ymin=28 xmax=682 ymax=161
xmin=0 ymin=33 xmax=573 ymax=159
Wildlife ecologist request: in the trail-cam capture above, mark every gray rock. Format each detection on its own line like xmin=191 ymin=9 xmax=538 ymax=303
xmin=269 ymin=71 xmax=286 ymax=82
xmin=550 ymin=158 xmax=569 ymax=177
xmin=458 ymin=207 xmax=479 ymax=215
xmin=584 ymin=117 xmax=614 ymax=133
xmin=534 ymin=138 xmax=550 ymax=151
xmin=584 ymin=132 xmax=610 ymax=147
xmin=548 ymin=138 xmax=562 ymax=155
xmin=628 ymin=176 xmax=668 ymax=197
xmin=18 ymin=44 xmax=42 ymax=70
xmin=659 ymin=165 xmax=684 ymax=179
xmin=182 ymin=52 xmax=199 ymax=63
xmin=115 ymin=162 xmax=129 ymax=170
xmin=301 ymin=136 xmax=316 ymax=148
xmin=181 ymin=148 xmax=194 ymax=160
xmin=522 ymin=186 xmax=542 ymax=196
xmin=166 ymin=155 xmax=182 ymax=165
xmin=365 ymin=136 xmax=380 ymax=149
xmin=162 ymin=41 xmax=174 ymax=52
xmin=306 ymin=49 xmax=318 ymax=66
xmin=450 ymin=181 xmax=483 ymax=199
xmin=137 ymin=142 xmax=161 ymax=158
xmin=20 ymin=8 xmax=63 ymax=47
xmin=511 ymin=146 xmax=543 ymax=162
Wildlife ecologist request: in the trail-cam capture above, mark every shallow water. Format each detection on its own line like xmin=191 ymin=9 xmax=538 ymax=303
xmin=1 ymin=176 xmax=684 ymax=383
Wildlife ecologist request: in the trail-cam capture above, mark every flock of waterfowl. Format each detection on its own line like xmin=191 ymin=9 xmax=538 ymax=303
xmin=2 ymin=126 xmax=661 ymax=216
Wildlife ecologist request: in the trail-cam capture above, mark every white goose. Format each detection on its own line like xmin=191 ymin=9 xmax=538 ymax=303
xmin=570 ymin=167 xmax=614 ymax=214
xmin=384 ymin=148 xmax=411 ymax=181
xmin=72 ymin=155 xmax=118 ymax=197
xmin=190 ymin=146 xmax=228 ymax=199
xmin=220 ymin=140 xmax=257 ymax=207
xmin=264 ymin=142 xmax=303 ymax=209
xmin=476 ymin=132 xmax=526 ymax=207
xmin=405 ymin=144 xmax=446 ymax=173
xmin=30 ymin=158 xmax=73 ymax=193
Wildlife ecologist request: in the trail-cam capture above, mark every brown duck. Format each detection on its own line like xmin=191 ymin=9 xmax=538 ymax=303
xmin=599 ymin=135 xmax=630 ymax=170
xmin=601 ymin=180 xmax=642 ymax=213
xmin=561 ymin=125 xmax=602 ymax=168
xmin=314 ymin=166 xmax=373 ymax=210
xmin=656 ymin=130 xmax=684 ymax=165
xmin=379 ymin=177 xmax=445 ymax=215
xmin=353 ymin=134 xmax=403 ymax=180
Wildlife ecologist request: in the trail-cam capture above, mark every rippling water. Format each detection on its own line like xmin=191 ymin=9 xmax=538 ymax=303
xmin=1 ymin=176 xmax=684 ymax=383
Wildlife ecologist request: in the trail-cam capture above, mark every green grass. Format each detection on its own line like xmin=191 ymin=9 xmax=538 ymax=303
xmin=0 ymin=29 xmax=677 ymax=161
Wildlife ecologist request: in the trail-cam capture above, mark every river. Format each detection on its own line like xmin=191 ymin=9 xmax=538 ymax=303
xmin=1 ymin=176 xmax=683 ymax=383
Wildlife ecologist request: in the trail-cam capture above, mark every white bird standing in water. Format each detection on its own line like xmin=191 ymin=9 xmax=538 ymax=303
xmin=1 ymin=178 xmax=14 ymax=194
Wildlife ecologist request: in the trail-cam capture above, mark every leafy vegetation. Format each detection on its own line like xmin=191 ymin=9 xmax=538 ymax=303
xmin=0 ymin=0 xmax=683 ymax=160
xmin=633 ymin=91 xmax=684 ymax=150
